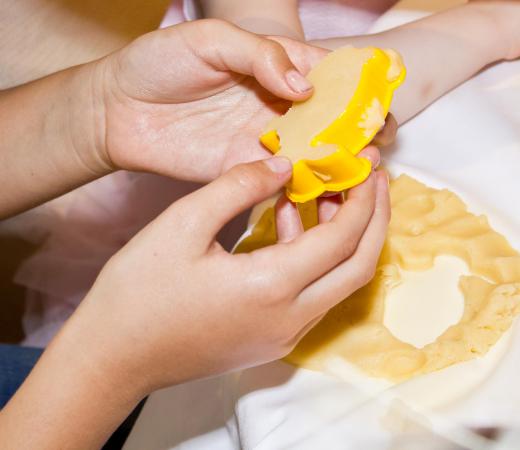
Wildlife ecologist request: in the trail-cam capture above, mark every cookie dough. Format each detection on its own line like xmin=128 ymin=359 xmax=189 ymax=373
xmin=235 ymin=175 xmax=520 ymax=382
xmin=262 ymin=47 xmax=403 ymax=162
xmin=259 ymin=46 xmax=405 ymax=203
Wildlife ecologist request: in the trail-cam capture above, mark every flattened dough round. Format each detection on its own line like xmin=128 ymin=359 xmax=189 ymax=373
xmin=286 ymin=175 xmax=520 ymax=381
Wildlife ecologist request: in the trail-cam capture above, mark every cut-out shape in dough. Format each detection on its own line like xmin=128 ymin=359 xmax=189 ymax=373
xmin=235 ymin=175 xmax=520 ymax=382
xmin=383 ymin=256 xmax=468 ymax=348
xmin=260 ymin=47 xmax=405 ymax=203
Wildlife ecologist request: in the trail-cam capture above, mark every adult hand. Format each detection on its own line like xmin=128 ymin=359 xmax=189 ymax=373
xmin=1 ymin=151 xmax=389 ymax=449
xmin=86 ymin=19 xmax=327 ymax=182
xmin=82 ymin=153 xmax=389 ymax=391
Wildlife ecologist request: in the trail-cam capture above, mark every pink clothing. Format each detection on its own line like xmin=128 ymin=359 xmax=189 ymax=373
xmin=172 ymin=0 xmax=396 ymax=36
xmin=299 ymin=0 xmax=397 ymax=39
xmin=15 ymin=0 xmax=396 ymax=346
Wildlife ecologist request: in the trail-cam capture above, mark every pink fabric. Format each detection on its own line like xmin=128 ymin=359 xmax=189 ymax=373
xmin=161 ymin=0 xmax=186 ymax=27
xmin=300 ymin=0 xmax=397 ymax=39
xmin=15 ymin=0 xmax=396 ymax=347
xmin=168 ymin=0 xmax=397 ymax=36
xmin=16 ymin=172 xmax=202 ymax=346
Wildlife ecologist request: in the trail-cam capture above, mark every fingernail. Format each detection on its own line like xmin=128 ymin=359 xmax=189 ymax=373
xmin=285 ymin=69 xmax=312 ymax=93
xmin=264 ymin=156 xmax=292 ymax=174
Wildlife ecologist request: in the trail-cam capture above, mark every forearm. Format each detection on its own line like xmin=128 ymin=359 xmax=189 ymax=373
xmin=312 ymin=2 xmax=511 ymax=124
xmin=199 ymin=0 xmax=304 ymax=39
xmin=0 ymin=64 xmax=110 ymax=218
xmin=0 ymin=295 xmax=145 ymax=449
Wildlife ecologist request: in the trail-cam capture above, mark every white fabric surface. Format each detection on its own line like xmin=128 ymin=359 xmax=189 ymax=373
xmin=124 ymin=2 xmax=520 ymax=449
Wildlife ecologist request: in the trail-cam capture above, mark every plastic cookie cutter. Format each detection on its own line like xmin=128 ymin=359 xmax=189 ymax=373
xmin=260 ymin=46 xmax=406 ymax=203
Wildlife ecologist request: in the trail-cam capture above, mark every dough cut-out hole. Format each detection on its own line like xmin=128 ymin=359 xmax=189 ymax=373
xmin=383 ymin=256 xmax=469 ymax=349
xmin=241 ymin=175 xmax=520 ymax=381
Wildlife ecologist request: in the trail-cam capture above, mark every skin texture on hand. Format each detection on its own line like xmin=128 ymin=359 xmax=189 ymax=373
xmin=0 ymin=153 xmax=390 ymax=449
xmin=94 ymin=20 xmax=327 ymax=183
xmin=0 ymin=20 xmax=327 ymax=219
xmin=86 ymin=152 xmax=389 ymax=390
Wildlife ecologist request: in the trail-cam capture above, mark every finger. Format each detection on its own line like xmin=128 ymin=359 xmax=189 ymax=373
xmin=372 ymin=113 xmax=398 ymax=147
xmin=287 ymin=313 xmax=326 ymax=351
xmin=317 ymin=194 xmax=342 ymax=223
xmin=275 ymin=195 xmax=304 ymax=243
xmin=254 ymin=171 xmax=378 ymax=286
xmin=358 ymin=145 xmax=381 ymax=168
xmin=195 ymin=20 xmax=314 ymax=101
xmin=317 ymin=145 xmax=380 ymax=222
xmin=318 ymin=146 xmax=380 ymax=200
xmin=297 ymin=170 xmax=391 ymax=318
xmin=269 ymin=36 xmax=329 ymax=75
xmin=175 ymin=157 xmax=292 ymax=242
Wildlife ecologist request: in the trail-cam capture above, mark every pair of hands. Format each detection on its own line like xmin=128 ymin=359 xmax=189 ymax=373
xmin=72 ymin=20 xmax=391 ymax=393
xmin=86 ymin=18 xmax=396 ymax=181
xmin=0 ymin=19 xmax=391 ymax=450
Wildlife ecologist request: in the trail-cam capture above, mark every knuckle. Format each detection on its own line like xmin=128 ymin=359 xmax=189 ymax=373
xmin=262 ymin=279 xmax=294 ymax=306
xmin=276 ymin=342 xmax=295 ymax=359
xmin=272 ymin=257 xmax=293 ymax=287
xmin=243 ymin=264 xmax=291 ymax=306
xmin=193 ymin=19 xmax=230 ymax=49
xmin=198 ymin=18 xmax=228 ymax=32
xmin=335 ymin=235 xmax=358 ymax=261
xmin=266 ymin=342 xmax=291 ymax=361
xmin=364 ymin=265 xmax=377 ymax=284
xmin=227 ymin=164 xmax=266 ymax=195
xmin=270 ymin=327 xmax=299 ymax=358
xmin=355 ymin=264 xmax=377 ymax=289
xmin=257 ymin=38 xmax=284 ymax=59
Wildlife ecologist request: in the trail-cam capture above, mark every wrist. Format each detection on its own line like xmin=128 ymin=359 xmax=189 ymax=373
xmin=65 ymin=61 xmax=115 ymax=177
xmin=0 ymin=64 xmax=114 ymax=217
xmin=0 ymin=297 xmax=145 ymax=449
xmin=60 ymin=293 xmax=152 ymax=403
xmin=467 ymin=2 xmax=515 ymax=61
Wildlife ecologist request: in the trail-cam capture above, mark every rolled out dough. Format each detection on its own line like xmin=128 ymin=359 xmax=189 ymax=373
xmin=235 ymin=175 xmax=520 ymax=382
xmin=286 ymin=175 xmax=520 ymax=381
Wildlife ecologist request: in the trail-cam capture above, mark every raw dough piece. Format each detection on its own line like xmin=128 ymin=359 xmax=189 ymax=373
xmin=235 ymin=175 xmax=520 ymax=381
xmin=263 ymin=47 xmax=403 ymax=162
xmin=260 ymin=46 xmax=405 ymax=203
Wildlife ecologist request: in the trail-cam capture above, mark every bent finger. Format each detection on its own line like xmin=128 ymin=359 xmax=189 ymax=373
xmin=253 ymin=171 xmax=378 ymax=286
xmin=296 ymin=170 xmax=390 ymax=318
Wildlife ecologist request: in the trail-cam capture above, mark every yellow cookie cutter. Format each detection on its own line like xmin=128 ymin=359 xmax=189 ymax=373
xmin=260 ymin=47 xmax=406 ymax=203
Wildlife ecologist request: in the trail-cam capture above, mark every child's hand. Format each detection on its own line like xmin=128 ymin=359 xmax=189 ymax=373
xmin=75 ymin=155 xmax=389 ymax=394
xmin=87 ymin=19 xmax=327 ymax=182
